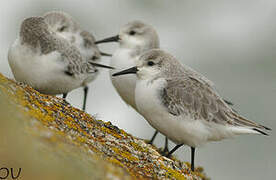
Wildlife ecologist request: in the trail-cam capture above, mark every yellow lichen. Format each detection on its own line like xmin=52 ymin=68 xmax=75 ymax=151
xmin=0 ymin=73 xmax=208 ymax=180
xmin=129 ymin=141 xmax=149 ymax=153
xmin=101 ymin=126 xmax=123 ymax=139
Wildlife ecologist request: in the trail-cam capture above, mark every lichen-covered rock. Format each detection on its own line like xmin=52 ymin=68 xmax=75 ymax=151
xmin=0 ymin=73 xmax=208 ymax=180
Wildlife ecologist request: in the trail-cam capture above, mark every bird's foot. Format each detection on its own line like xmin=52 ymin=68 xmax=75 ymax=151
xmin=144 ymin=139 xmax=153 ymax=145
xmin=161 ymin=150 xmax=171 ymax=157
xmin=162 ymin=146 xmax=169 ymax=154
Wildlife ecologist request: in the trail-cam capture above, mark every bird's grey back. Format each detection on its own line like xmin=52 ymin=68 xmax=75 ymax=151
xmin=20 ymin=17 xmax=95 ymax=76
xmin=20 ymin=17 xmax=54 ymax=53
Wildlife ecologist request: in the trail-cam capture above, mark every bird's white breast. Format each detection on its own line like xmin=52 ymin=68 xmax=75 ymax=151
xmin=109 ymin=48 xmax=138 ymax=109
xmin=8 ymin=39 xmax=84 ymax=95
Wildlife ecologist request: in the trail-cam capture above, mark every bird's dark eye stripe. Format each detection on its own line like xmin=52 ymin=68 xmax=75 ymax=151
xmin=148 ymin=61 xmax=154 ymax=66
xmin=64 ymin=70 xmax=73 ymax=76
xmin=129 ymin=30 xmax=136 ymax=35
xmin=92 ymin=56 xmax=99 ymax=60
xmin=59 ymin=26 xmax=67 ymax=32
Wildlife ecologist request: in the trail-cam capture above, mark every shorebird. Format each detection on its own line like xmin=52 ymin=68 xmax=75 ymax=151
xmin=113 ymin=49 xmax=271 ymax=171
xmin=96 ymin=21 xmax=235 ymax=152
xmin=95 ymin=20 xmax=171 ymax=151
xmin=43 ymin=11 xmax=111 ymax=110
xmin=8 ymin=16 xmax=113 ymax=103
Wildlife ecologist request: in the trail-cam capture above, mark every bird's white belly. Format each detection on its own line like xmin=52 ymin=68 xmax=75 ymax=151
xmin=109 ymin=49 xmax=138 ymax=109
xmin=8 ymin=42 xmax=83 ymax=95
xmin=135 ymin=79 xmax=214 ymax=147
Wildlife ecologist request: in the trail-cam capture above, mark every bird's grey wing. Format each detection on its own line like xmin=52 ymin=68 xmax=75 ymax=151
xmin=183 ymin=65 xmax=234 ymax=106
xmin=34 ymin=22 xmax=96 ymax=76
xmin=56 ymin=38 xmax=96 ymax=76
xmin=161 ymin=76 xmax=266 ymax=129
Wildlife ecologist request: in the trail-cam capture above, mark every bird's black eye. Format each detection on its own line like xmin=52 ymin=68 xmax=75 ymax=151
xmin=147 ymin=61 xmax=155 ymax=66
xmin=129 ymin=30 xmax=136 ymax=35
xmin=58 ymin=26 xmax=67 ymax=32
xmin=92 ymin=56 xmax=99 ymax=61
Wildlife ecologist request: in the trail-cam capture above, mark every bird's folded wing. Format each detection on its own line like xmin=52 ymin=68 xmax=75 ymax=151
xmin=183 ymin=65 xmax=234 ymax=106
xmin=161 ymin=75 xmax=267 ymax=129
xmin=59 ymin=40 xmax=96 ymax=76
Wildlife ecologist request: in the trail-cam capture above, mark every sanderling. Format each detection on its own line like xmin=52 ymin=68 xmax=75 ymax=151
xmin=95 ymin=20 xmax=172 ymax=151
xmin=96 ymin=20 xmax=235 ymax=152
xmin=43 ymin=11 xmax=111 ymax=110
xmin=8 ymin=16 xmax=113 ymax=102
xmin=113 ymin=49 xmax=271 ymax=171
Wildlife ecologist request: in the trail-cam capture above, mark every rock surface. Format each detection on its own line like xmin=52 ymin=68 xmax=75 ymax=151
xmin=0 ymin=73 xmax=208 ymax=180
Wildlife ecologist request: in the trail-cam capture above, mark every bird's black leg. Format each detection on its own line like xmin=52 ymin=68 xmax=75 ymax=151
xmin=191 ymin=147 xmax=195 ymax=171
xmin=148 ymin=130 xmax=158 ymax=144
xmin=63 ymin=93 xmax=68 ymax=99
xmin=162 ymin=137 xmax=169 ymax=154
xmin=82 ymin=86 xmax=89 ymax=111
xmin=166 ymin=144 xmax=183 ymax=157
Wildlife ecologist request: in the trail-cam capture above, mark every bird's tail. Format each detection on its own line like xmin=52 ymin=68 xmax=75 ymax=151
xmin=229 ymin=112 xmax=271 ymax=136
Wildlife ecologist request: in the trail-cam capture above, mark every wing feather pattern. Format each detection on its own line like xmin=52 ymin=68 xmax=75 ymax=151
xmin=161 ymin=73 xmax=270 ymax=133
xmin=40 ymin=33 xmax=97 ymax=76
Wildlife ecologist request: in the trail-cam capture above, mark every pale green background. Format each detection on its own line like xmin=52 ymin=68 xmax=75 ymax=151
xmin=0 ymin=0 xmax=275 ymax=179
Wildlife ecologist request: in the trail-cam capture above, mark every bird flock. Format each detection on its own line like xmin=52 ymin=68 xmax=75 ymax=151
xmin=7 ymin=11 xmax=271 ymax=172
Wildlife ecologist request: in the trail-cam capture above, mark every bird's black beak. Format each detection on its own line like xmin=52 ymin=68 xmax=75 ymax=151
xmin=100 ymin=51 xmax=112 ymax=57
xmin=89 ymin=62 xmax=114 ymax=69
xmin=112 ymin=67 xmax=138 ymax=76
xmin=95 ymin=35 xmax=120 ymax=44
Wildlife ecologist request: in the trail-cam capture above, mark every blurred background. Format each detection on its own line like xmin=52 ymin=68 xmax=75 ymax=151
xmin=0 ymin=0 xmax=275 ymax=179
